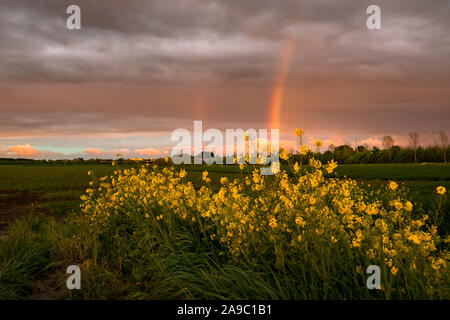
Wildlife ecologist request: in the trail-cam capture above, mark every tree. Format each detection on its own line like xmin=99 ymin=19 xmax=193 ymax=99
xmin=382 ymin=135 xmax=394 ymax=161
xmin=439 ymin=131 xmax=448 ymax=164
xmin=356 ymin=145 xmax=368 ymax=153
xmin=408 ymin=132 xmax=420 ymax=163
xmin=328 ymin=144 xmax=335 ymax=160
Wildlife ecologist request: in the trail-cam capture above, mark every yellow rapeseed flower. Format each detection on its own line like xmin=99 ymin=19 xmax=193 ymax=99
xmin=366 ymin=204 xmax=378 ymax=215
xmin=295 ymin=128 xmax=303 ymax=137
xmin=295 ymin=216 xmax=306 ymax=227
xmin=436 ymin=186 xmax=446 ymax=195
xmin=408 ymin=234 xmax=421 ymax=245
xmin=325 ymin=160 xmax=338 ymax=174
xmin=390 ymin=199 xmax=403 ymax=211
xmin=314 ymin=139 xmax=323 ymax=148
xmin=389 ymin=181 xmax=398 ymax=191
xmin=280 ymin=150 xmax=290 ymax=161
xmin=300 ymin=145 xmax=309 ymax=155
xmin=404 ymin=201 xmax=413 ymax=212
xmin=269 ymin=218 xmax=278 ymax=229
xmin=391 ymin=266 xmax=398 ymax=276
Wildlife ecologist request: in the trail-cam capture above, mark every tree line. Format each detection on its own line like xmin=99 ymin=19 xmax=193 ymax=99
xmin=291 ymin=131 xmax=448 ymax=164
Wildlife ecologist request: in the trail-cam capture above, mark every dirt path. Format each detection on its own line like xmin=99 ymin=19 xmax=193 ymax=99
xmin=0 ymin=191 xmax=45 ymax=240
xmin=0 ymin=190 xmax=67 ymax=299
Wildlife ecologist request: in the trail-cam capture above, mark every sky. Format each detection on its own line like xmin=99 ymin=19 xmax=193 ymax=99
xmin=0 ymin=0 xmax=449 ymax=159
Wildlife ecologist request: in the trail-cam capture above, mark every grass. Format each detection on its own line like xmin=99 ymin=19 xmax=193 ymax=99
xmin=334 ymin=163 xmax=450 ymax=181
xmin=1 ymin=162 xmax=448 ymax=194
xmin=0 ymin=165 xmax=116 ymax=191
xmin=0 ymin=214 xmax=52 ymax=299
xmin=0 ymin=162 xmax=448 ymax=300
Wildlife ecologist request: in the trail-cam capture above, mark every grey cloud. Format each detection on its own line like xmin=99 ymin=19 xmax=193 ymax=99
xmin=1 ymin=0 xmax=449 ymax=83
xmin=0 ymin=0 xmax=449 ymax=141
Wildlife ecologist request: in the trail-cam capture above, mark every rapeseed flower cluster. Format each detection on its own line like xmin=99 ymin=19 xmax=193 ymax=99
xmin=78 ymin=129 xmax=448 ymax=297
xmin=80 ymin=158 xmax=448 ymax=287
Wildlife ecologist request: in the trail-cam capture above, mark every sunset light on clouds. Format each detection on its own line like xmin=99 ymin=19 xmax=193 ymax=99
xmin=0 ymin=0 xmax=449 ymax=159
xmin=1 ymin=0 xmax=450 ymax=304
xmin=7 ymin=144 xmax=38 ymax=157
xmin=84 ymin=148 xmax=103 ymax=157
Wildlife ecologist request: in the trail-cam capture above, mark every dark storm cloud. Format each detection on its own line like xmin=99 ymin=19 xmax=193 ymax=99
xmin=0 ymin=0 xmax=279 ymax=82
xmin=1 ymin=0 xmax=449 ymax=83
xmin=0 ymin=0 xmax=449 ymax=145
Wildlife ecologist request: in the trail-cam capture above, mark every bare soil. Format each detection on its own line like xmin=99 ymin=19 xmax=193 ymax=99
xmin=0 ymin=191 xmax=69 ymax=299
xmin=0 ymin=191 xmax=46 ymax=240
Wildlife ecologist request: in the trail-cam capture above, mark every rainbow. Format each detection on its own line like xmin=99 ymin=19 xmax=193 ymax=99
xmin=268 ymin=37 xmax=296 ymax=132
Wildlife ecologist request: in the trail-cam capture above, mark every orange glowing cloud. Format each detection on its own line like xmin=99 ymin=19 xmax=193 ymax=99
xmin=135 ymin=148 xmax=164 ymax=157
xmin=7 ymin=144 xmax=38 ymax=156
xmin=85 ymin=148 xmax=103 ymax=156
xmin=360 ymin=137 xmax=383 ymax=148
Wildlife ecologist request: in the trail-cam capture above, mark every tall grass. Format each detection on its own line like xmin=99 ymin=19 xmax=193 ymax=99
xmin=0 ymin=214 xmax=51 ymax=299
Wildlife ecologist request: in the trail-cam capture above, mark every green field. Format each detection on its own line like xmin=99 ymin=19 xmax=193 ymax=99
xmin=1 ymin=162 xmax=448 ymax=188
xmin=0 ymin=164 xmax=116 ymax=191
